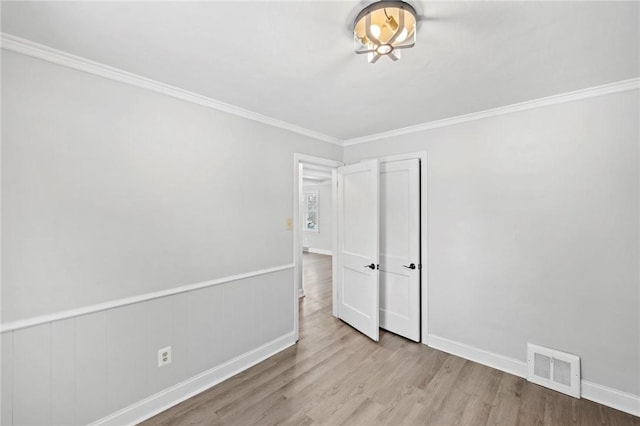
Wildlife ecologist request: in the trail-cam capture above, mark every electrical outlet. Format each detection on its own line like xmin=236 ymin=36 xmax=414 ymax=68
xmin=158 ymin=346 xmax=172 ymax=367
xmin=286 ymin=217 xmax=293 ymax=230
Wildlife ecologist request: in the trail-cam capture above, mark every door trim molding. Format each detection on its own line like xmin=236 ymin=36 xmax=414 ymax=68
xmin=293 ymin=154 xmax=343 ymax=340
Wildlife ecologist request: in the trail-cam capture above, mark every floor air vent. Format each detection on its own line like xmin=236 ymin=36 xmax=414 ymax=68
xmin=527 ymin=343 xmax=581 ymax=398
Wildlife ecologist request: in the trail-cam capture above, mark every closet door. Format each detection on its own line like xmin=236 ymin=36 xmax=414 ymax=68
xmin=336 ymin=160 xmax=380 ymax=341
xmin=379 ymin=159 xmax=420 ymax=341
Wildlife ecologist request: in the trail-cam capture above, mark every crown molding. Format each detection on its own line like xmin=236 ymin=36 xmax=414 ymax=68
xmin=344 ymin=77 xmax=640 ymax=146
xmin=0 ymin=33 xmax=343 ymax=146
xmin=3 ymin=33 xmax=637 ymax=149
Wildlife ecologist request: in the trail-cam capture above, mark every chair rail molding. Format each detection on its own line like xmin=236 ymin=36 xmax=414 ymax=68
xmin=0 ymin=263 xmax=294 ymax=333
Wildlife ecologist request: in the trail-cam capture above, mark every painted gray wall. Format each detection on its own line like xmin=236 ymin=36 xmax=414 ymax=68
xmin=302 ymin=183 xmax=332 ymax=253
xmin=1 ymin=50 xmax=341 ymax=322
xmin=2 ymin=42 xmax=638 ymax=423
xmin=1 ymin=269 xmax=293 ymax=425
xmin=1 ymin=49 xmax=341 ymax=424
xmin=345 ymin=89 xmax=640 ymax=396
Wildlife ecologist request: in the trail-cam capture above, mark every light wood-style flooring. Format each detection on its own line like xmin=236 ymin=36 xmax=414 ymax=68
xmin=143 ymin=253 xmax=638 ymax=425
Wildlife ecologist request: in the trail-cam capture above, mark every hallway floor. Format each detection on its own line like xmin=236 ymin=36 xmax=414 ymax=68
xmin=143 ymin=253 xmax=638 ymax=425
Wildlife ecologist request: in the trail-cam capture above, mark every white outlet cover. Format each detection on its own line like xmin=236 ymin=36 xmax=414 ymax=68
xmin=158 ymin=346 xmax=172 ymax=367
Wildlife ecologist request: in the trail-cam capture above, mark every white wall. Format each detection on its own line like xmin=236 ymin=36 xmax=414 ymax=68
xmin=302 ymin=183 xmax=332 ymax=253
xmin=2 ymin=43 xmax=638 ymax=424
xmin=1 ymin=49 xmax=341 ymax=424
xmin=345 ymin=89 xmax=640 ymax=397
xmin=1 ymin=50 xmax=341 ymax=321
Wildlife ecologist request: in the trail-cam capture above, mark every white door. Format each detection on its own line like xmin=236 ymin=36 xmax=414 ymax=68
xmin=379 ymin=159 xmax=420 ymax=341
xmin=336 ymin=159 xmax=380 ymax=341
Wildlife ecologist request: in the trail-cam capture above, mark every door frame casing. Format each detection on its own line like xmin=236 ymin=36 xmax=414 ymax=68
xmin=358 ymin=151 xmax=428 ymax=344
xmin=293 ymin=153 xmax=343 ymax=341
xmin=294 ymin=151 xmax=427 ymax=344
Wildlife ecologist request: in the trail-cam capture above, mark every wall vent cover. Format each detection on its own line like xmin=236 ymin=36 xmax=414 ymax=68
xmin=527 ymin=343 xmax=581 ymax=398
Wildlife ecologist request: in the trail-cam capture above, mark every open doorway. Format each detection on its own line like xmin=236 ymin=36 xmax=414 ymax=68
xmin=292 ymin=154 xmax=343 ymax=341
xmin=292 ymin=153 xmax=428 ymax=345
xmin=300 ymin=163 xmax=334 ymax=300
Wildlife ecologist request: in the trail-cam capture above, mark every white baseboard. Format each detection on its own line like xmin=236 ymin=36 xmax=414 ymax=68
xmin=427 ymin=334 xmax=640 ymax=417
xmin=428 ymin=334 xmax=527 ymax=378
xmin=582 ymin=380 xmax=640 ymax=417
xmin=298 ymin=288 xmax=305 ymax=298
xmin=92 ymin=332 xmax=296 ymax=426
xmin=307 ymin=248 xmax=332 ymax=256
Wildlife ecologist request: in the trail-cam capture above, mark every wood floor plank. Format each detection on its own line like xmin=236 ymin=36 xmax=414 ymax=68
xmin=143 ymin=253 xmax=639 ymax=426
xmin=212 ymin=342 xmax=352 ymax=419
xmin=372 ymin=385 xmax=427 ymax=425
xmin=543 ymin=391 xmax=574 ymax=426
xmin=516 ymin=381 xmax=548 ymax=426
xmin=341 ymin=397 xmax=387 ymax=425
xmin=416 ymin=355 xmax=468 ymax=411
xmin=487 ymin=373 xmax=525 ymax=425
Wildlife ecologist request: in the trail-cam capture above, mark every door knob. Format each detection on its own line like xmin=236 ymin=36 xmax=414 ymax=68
xmin=364 ymin=263 xmax=376 ymax=270
xmin=402 ymin=263 xmax=416 ymax=270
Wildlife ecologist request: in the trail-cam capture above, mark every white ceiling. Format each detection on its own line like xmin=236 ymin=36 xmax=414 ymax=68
xmin=2 ymin=1 xmax=638 ymax=142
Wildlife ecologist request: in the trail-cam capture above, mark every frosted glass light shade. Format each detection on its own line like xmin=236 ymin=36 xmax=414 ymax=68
xmin=353 ymin=1 xmax=417 ymax=63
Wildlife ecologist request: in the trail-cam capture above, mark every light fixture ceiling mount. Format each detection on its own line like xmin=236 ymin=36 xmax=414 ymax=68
xmin=353 ymin=1 xmax=417 ymax=63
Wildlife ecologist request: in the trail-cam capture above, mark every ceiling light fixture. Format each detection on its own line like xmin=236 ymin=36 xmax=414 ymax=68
xmin=353 ymin=1 xmax=417 ymax=63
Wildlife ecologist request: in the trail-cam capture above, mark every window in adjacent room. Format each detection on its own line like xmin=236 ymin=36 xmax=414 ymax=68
xmin=304 ymin=190 xmax=319 ymax=232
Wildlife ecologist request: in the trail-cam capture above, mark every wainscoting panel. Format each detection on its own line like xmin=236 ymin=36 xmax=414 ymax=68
xmin=52 ymin=319 xmax=76 ymax=426
xmin=76 ymin=312 xmax=107 ymax=425
xmin=222 ymin=275 xmax=259 ymax=357
xmin=185 ymin=284 xmax=227 ymax=377
xmin=256 ymin=271 xmax=294 ymax=345
xmin=146 ymin=294 xmax=190 ymax=396
xmin=106 ymin=303 xmax=149 ymax=414
xmin=13 ymin=324 xmax=51 ymax=425
xmin=0 ymin=266 xmax=294 ymax=425
xmin=1 ymin=332 xmax=13 ymax=426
